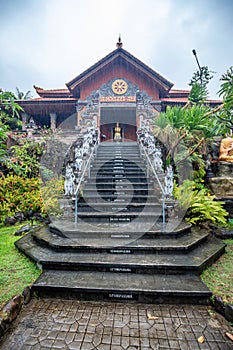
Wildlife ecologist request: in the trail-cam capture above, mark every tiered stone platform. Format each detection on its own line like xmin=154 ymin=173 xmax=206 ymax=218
xmin=16 ymin=142 xmax=226 ymax=304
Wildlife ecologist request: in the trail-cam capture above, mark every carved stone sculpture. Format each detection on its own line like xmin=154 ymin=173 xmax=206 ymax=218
xmin=153 ymin=146 xmax=163 ymax=173
xmin=64 ymin=163 xmax=75 ymax=196
xmin=219 ymin=136 xmax=233 ymax=162
xmin=164 ymin=165 xmax=174 ymax=198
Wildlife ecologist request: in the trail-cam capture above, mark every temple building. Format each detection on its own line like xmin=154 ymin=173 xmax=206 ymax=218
xmin=19 ymin=38 xmax=220 ymax=142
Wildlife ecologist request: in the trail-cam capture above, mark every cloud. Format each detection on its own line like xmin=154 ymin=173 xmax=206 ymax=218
xmin=0 ymin=0 xmax=232 ymax=98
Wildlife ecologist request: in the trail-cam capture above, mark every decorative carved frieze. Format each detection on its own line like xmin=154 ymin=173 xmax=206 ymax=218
xmin=79 ymin=79 xmax=159 ymax=131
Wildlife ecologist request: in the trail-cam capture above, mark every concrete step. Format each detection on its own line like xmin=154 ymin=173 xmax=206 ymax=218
xmin=15 ymin=233 xmax=225 ymax=275
xmin=31 ymin=270 xmax=212 ymax=304
xmin=91 ymin=165 xmax=146 ymax=176
xmin=82 ymin=188 xmax=151 ymax=194
xmin=76 ymin=202 xmax=161 ymax=213
xmin=92 ymin=172 xmax=148 ymax=179
xmin=76 ymin=211 xmax=162 ymax=223
xmin=85 ymin=182 xmax=152 ymax=189
xmin=88 ymin=177 xmax=150 ymax=183
xmin=47 ymin=220 xmax=192 ymax=239
xmin=92 ymin=160 xmax=145 ymax=166
xmin=48 ymin=220 xmax=192 ymax=238
xmin=96 ymin=156 xmax=141 ymax=161
xmin=31 ymin=226 xmax=209 ymax=254
xmin=86 ymin=182 xmax=152 ymax=188
xmin=79 ymin=194 xmax=162 ymax=203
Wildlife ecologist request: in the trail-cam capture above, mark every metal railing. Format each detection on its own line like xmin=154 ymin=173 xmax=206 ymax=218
xmin=137 ymin=135 xmax=166 ymax=225
xmin=74 ymin=136 xmax=99 ymax=224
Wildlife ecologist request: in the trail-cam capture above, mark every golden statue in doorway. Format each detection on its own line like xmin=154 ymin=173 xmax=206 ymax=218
xmin=114 ymin=122 xmax=122 ymax=142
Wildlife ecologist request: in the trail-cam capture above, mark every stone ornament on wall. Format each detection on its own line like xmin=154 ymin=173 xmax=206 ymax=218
xmin=111 ymin=79 xmax=128 ymax=95
xmin=79 ymin=79 xmax=159 ymax=130
xmin=100 ymin=78 xmax=138 ymax=97
xmin=136 ymin=90 xmax=157 ymax=120
xmin=80 ymin=90 xmax=100 ymax=127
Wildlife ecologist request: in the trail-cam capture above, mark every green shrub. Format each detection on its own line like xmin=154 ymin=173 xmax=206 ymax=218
xmin=0 ymin=175 xmax=64 ymax=222
xmin=173 ymin=180 xmax=228 ymax=225
xmin=0 ymin=175 xmax=43 ymax=221
xmin=40 ymin=177 xmax=64 ymax=217
xmin=5 ymin=141 xmax=44 ymax=178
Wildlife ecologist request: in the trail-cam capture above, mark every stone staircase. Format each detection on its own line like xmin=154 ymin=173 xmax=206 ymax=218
xmin=15 ymin=142 xmax=226 ymax=304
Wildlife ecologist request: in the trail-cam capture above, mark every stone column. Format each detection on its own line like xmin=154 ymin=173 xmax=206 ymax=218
xmin=50 ymin=113 xmax=57 ymax=130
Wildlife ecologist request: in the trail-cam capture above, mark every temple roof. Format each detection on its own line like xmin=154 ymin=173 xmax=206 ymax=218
xmin=19 ymin=43 xmax=221 ymax=114
xmin=33 ymin=86 xmax=71 ymax=98
xmin=66 ymin=47 xmax=174 ymax=94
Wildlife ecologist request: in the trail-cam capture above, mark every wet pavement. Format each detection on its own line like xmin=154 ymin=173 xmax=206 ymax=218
xmin=0 ymin=298 xmax=232 ymax=349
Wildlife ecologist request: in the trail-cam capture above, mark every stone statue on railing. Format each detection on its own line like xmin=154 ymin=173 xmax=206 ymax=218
xmin=152 ymin=146 xmax=163 ymax=173
xmin=63 ymin=126 xmax=99 ymax=197
xmin=74 ymin=150 xmax=83 ymax=174
xmin=164 ymin=165 xmax=174 ymax=199
xmin=64 ymin=163 xmax=75 ymax=196
xmin=137 ymin=126 xmax=177 ymax=219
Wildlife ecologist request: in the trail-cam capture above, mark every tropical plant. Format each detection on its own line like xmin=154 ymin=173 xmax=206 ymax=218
xmin=5 ymin=140 xmax=44 ymax=178
xmin=0 ymin=175 xmax=44 ymax=222
xmin=0 ymin=174 xmax=64 ymax=222
xmin=15 ymin=87 xmax=32 ymax=100
xmin=173 ymin=180 xmax=228 ymax=225
xmin=0 ymin=123 xmax=8 ymax=161
xmin=0 ymin=89 xmax=23 ymax=129
xmin=153 ymin=104 xmax=226 ymax=181
xmin=188 ymin=82 xmax=208 ymax=104
xmin=40 ymin=177 xmax=64 ymax=218
xmin=216 ymin=66 xmax=233 ymax=133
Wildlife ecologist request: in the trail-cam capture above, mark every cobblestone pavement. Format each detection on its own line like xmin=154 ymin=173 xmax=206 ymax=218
xmin=0 ymin=298 xmax=232 ymax=350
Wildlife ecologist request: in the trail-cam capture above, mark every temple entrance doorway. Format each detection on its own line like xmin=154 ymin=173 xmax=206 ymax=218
xmin=100 ymin=107 xmax=137 ymax=142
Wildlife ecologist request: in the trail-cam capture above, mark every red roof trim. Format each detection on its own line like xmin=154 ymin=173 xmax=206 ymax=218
xmin=170 ymin=89 xmax=190 ymax=93
xmin=34 ymin=86 xmax=71 ymax=98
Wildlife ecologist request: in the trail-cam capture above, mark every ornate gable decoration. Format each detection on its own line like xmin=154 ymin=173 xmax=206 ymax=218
xmin=66 ymin=48 xmax=173 ymax=95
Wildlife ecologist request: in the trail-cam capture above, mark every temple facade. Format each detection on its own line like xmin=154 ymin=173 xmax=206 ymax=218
xmin=18 ymin=39 xmax=220 ymax=142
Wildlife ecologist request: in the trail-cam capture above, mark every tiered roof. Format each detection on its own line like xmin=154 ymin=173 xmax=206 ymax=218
xmin=18 ymin=42 xmax=221 ymax=114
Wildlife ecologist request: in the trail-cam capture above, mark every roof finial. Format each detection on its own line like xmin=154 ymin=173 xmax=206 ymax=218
xmin=116 ymin=34 xmax=123 ymax=48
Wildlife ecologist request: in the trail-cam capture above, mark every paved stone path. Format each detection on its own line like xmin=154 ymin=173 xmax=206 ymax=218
xmin=0 ymin=298 xmax=232 ymax=349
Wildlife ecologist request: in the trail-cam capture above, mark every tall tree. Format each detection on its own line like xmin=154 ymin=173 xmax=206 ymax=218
xmin=188 ymin=66 xmax=214 ymax=104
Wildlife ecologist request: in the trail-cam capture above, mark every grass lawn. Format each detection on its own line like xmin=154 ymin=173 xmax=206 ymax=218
xmin=201 ymin=238 xmax=233 ymax=304
xmin=0 ymin=224 xmax=41 ymax=309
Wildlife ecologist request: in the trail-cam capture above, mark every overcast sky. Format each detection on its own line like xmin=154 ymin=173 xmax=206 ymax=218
xmin=0 ymin=0 xmax=232 ymax=99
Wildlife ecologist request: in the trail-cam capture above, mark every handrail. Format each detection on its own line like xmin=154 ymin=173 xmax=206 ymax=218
xmin=74 ymin=137 xmax=99 ymax=224
xmin=137 ymin=134 xmax=166 ymax=225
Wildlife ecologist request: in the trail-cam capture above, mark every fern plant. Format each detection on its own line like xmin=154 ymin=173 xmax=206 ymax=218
xmin=173 ymin=180 xmax=228 ymax=225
